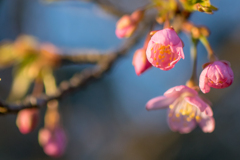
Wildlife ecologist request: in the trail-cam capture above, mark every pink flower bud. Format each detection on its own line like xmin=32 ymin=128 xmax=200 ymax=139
xmin=115 ymin=10 xmax=144 ymax=38
xmin=39 ymin=127 xmax=67 ymax=158
xmin=132 ymin=48 xmax=152 ymax=75
xmin=199 ymin=61 xmax=234 ymax=93
xmin=16 ymin=109 xmax=39 ymax=134
xmin=146 ymin=28 xmax=184 ymax=70
xmin=116 ymin=15 xmax=137 ymax=38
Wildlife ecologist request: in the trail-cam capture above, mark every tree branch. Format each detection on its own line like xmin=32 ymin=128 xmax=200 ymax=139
xmin=0 ymin=23 xmax=149 ymax=115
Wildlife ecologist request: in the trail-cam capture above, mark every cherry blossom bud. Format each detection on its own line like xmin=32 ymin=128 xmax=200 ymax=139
xmin=39 ymin=127 xmax=67 ymax=157
xmin=16 ymin=109 xmax=39 ymax=134
xmin=132 ymin=48 xmax=152 ymax=75
xmin=116 ymin=10 xmax=144 ymax=38
xmin=146 ymin=28 xmax=184 ymax=70
xmin=199 ymin=61 xmax=234 ymax=93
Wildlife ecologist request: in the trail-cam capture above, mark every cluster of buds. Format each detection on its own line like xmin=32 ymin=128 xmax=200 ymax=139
xmin=194 ymin=3 xmax=218 ymax=14
xmin=38 ymin=100 xmax=67 ymax=157
xmin=182 ymin=22 xmax=210 ymax=38
xmin=4 ymin=35 xmax=61 ymax=101
xmin=179 ymin=0 xmax=218 ymax=14
xmin=0 ymin=35 xmax=61 ymax=69
xmin=143 ymin=27 xmax=233 ymax=133
xmin=15 ymin=99 xmax=67 ymax=157
xmin=115 ymin=0 xmax=233 ymax=134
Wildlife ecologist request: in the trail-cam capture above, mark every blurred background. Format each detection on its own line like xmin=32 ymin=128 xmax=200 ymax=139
xmin=0 ymin=0 xmax=240 ymax=159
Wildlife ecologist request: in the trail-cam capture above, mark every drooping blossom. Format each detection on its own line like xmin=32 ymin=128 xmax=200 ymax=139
xmin=116 ymin=10 xmax=144 ymax=38
xmin=146 ymin=28 xmax=184 ymax=70
xmin=199 ymin=60 xmax=234 ymax=93
xmin=146 ymin=85 xmax=215 ymax=133
xmin=39 ymin=127 xmax=67 ymax=157
xmin=16 ymin=109 xmax=39 ymax=134
xmin=132 ymin=48 xmax=152 ymax=75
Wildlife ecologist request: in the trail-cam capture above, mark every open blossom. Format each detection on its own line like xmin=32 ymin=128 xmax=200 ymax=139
xmin=39 ymin=127 xmax=67 ymax=157
xmin=16 ymin=109 xmax=39 ymax=134
xmin=132 ymin=48 xmax=152 ymax=75
xmin=146 ymin=85 xmax=215 ymax=133
xmin=146 ymin=28 xmax=184 ymax=70
xmin=199 ymin=61 xmax=234 ymax=93
xmin=116 ymin=10 xmax=144 ymax=38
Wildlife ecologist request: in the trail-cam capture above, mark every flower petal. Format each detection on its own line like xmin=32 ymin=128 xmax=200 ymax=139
xmin=167 ymin=109 xmax=197 ymax=134
xmin=164 ymin=85 xmax=197 ymax=98
xmin=199 ymin=67 xmax=211 ymax=93
xmin=146 ymin=96 xmax=176 ymax=111
xmin=184 ymin=96 xmax=208 ymax=112
xmin=204 ymin=106 xmax=213 ymax=117
xmin=198 ymin=113 xmax=215 ymax=133
xmin=170 ymin=41 xmax=184 ymax=59
xmin=151 ymin=28 xmax=181 ymax=46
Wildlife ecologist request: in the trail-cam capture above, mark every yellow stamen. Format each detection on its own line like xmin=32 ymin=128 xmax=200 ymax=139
xmin=176 ymin=113 xmax=180 ymax=118
xmin=195 ymin=116 xmax=201 ymax=122
xmin=190 ymin=113 xmax=195 ymax=118
xmin=186 ymin=117 xmax=192 ymax=122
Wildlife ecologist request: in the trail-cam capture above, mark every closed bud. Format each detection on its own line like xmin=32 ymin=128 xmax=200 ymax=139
xmin=115 ymin=9 xmax=144 ymax=38
xmin=199 ymin=61 xmax=234 ymax=93
xmin=132 ymin=48 xmax=152 ymax=76
xmin=16 ymin=109 xmax=39 ymax=134
xmin=39 ymin=127 xmax=67 ymax=157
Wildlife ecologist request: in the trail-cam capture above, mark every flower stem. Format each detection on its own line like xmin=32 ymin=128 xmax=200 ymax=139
xmin=199 ymin=36 xmax=217 ymax=61
xmin=189 ymin=38 xmax=198 ymax=86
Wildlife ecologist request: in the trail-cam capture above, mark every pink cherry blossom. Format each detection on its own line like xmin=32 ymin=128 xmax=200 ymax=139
xmin=16 ymin=109 xmax=39 ymax=134
xmin=199 ymin=60 xmax=234 ymax=93
xmin=146 ymin=85 xmax=215 ymax=133
xmin=39 ymin=127 xmax=67 ymax=157
xmin=115 ymin=10 xmax=144 ymax=38
xmin=132 ymin=48 xmax=152 ymax=75
xmin=146 ymin=28 xmax=184 ymax=70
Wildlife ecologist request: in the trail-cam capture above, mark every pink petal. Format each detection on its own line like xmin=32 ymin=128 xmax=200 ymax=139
xmin=151 ymin=28 xmax=181 ymax=46
xmin=199 ymin=67 xmax=211 ymax=93
xmin=146 ymin=41 xmax=155 ymax=64
xmin=170 ymin=41 xmax=184 ymax=59
xmin=198 ymin=113 xmax=215 ymax=133
xmin=132 ymin=49 xmax=152 ymax=75
xmin=167 ymin=109 xmax=197 ymax=134
xmin=199 ymin=95 xmax=212 ymax=106
xmin=184 ymin=96 xmax=208 ymax=112
xmin=164 ymin=85 xmax=197 ymax=98
xmin=146 ymin=96 xmax=176 ymax=111
xmin=115 ymin=28 xmax=127 ymax=38
xmin=206 ymin=61 xmax=234 ymax=89
xmin=204 ymin=106 xmax=213 ymax=117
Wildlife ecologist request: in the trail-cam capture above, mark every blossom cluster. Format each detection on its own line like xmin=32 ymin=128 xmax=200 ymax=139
xmin=115 ymin=0 xmax=233 ymax=134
